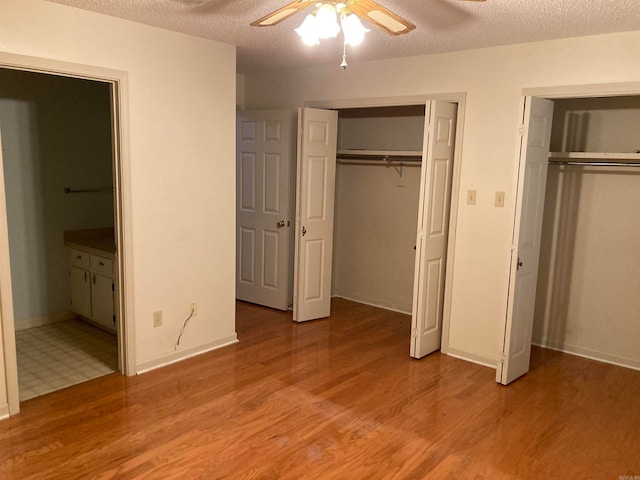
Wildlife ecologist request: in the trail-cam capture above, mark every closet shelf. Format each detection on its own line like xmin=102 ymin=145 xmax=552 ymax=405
xmin=549 ymin=152 xmax=640 ymax=160
xmin=337 ymin=149 xmax=423 ymax=160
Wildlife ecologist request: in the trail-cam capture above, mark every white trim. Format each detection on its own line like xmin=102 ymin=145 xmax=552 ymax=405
xmin=0 ymin=127 xmax=19 ymax=416
xmin=332 ymin=294 xmax=411 ymax=316
xmin=523 ymin=81 xmax=640 ymax=99
xmin=14 ymin=312 xmax=75 ymax=331
xmin=136 ymin=336 xmax=239 ymax=374
xmin=446 ymin=347 xmax=497 ymax=369
xmin=0 ymin=52 xmax=134 ymax=417
xmin=532 ymin=339 xmax=640 ymax=372
xmin=306 ymin=93 xmax=465 ymax=109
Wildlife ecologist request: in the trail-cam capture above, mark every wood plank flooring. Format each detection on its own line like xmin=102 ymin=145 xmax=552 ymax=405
xmin=1 ymin=298 xmax=638 ymax=479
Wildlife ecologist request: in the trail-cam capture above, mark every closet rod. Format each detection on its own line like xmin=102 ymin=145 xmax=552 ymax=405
xmin=337 ymin=159 xmax=421 ymax=166
xmin=64 ymin=187 xmax=114 ymax=194
xmin=548 ymin=160 xmax=640 ymax=168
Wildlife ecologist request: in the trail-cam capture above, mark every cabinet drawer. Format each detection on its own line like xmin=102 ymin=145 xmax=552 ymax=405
xmin=69 ymin=249 xmax=90 ymax=268
xmin=91 ymin=254 xmax=113 ymax=275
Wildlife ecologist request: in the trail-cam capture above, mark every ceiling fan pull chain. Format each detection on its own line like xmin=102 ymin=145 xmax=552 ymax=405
xmin=341 ymin=41 xmax=348 ymax=69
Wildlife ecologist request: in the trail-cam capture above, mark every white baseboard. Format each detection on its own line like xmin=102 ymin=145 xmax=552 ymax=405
xmin=136 ymin=334 xmax=239 ymax=374
xmin=532 ymin=338 xmax=640 ymax=371
xmin=445 ymin=347 xmax=497 ymax=369
xmin=14 ymin=311 xmax=75 ymax=331
xmin=0 ymin=403 xmax=9 ymax=421
xmin=331 ymin=294 xmax=412 ymax=316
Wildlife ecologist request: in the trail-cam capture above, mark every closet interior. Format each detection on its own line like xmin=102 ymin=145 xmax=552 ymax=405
xmin=331 ymin=105 xmax=425 ymax=314
xmin=534 ymin=95 xmax=640 ymax=370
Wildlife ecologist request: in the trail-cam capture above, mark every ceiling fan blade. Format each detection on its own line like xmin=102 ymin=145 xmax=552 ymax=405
xmin=251 ymin=0 xmax=315 ymax=27
xmin=347 ymin=0 xmax=416 ymax=35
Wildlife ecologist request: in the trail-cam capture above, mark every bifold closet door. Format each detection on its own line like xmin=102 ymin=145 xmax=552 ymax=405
xmin=498 ymin=97 xmax=554 ymax=385
xmin=410 ymin=101 xmax=457 ymax=359
xmin=293 ymin=107 xmax=338 ymax=322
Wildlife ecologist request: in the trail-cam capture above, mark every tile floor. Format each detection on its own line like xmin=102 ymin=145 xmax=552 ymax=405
xmin=16 ymin=318 xmax=118 ymax=401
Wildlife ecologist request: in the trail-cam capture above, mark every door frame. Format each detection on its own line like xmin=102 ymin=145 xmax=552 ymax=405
xmin=498 ymin=80 xmax=640 ymax=382
xmin=306 ymin=93 xmax=466 ymax=353
xmin=0 ymin=52 xmax=134 ymax=416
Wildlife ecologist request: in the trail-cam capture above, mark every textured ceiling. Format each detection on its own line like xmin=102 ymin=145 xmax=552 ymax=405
xmin=46 ymin=0 xmax=640 ymax=73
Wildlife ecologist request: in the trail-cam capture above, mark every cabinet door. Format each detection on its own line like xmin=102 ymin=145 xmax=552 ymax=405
xmin=91 ymin=273 xmax=116 ymax=332
xmin=70 ymin=266 xmax=92 ymax=319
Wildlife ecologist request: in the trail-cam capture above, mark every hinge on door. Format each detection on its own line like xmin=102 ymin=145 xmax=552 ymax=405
xmin=411 ymin=327 xmax=418 ymax=338
xmin=112 ymin=282 xmax=115 ymax=292
xmin=517 ymin=124 xmax=525 ymax=136
xmin=499 ymin=352 xmax=507 ymax=365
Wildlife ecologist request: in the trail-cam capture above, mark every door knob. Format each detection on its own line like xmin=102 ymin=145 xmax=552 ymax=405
xmin=277 ymin=220 xmax=286 ymax=228
xmin=517 ymin=258 xmax=523 ymax=270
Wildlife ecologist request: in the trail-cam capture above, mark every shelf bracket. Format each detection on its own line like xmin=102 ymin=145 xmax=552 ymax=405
xmin=383 ymin=156 xmax=404 ymax=176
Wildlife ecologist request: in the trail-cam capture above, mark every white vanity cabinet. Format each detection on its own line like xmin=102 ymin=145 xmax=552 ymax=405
xmin=67 ymin=246 xmax=116 ymax=333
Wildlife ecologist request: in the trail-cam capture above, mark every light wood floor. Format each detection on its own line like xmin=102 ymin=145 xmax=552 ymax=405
xmin=1 ymin=298 xmax=638 ymax=479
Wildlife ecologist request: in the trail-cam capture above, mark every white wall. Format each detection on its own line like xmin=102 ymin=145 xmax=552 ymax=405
xmin=333 ymin=164 xmax=421 ymax=313
xmin=534 ymin=97 xmax=640 ymax=369
xmin=244 ymin=30 xmax=640 ymax=366
xmin=236 ymin=74 xmax=245 ymax=110
xmin=550 ymin=96 xmax=640 ymax=152
xmin=0 ymin=70 xmax=114 ymax=325
xmin=0 ymin=0 xmax=236 ymax=412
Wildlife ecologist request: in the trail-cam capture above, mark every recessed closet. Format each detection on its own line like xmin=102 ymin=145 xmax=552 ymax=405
xmin=332 ymin=105 xmax=426 ymax=314
xmin=534 ymin=95 xmax=640 ymax=370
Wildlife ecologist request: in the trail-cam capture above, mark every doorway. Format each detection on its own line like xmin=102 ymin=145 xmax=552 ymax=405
xmin=500 ymin=87 xmax=640 ymax=384
xmin=0 ymin=68 xmax=118 ymax=401
xmin=0 ymin=53 xmax=132 ymax=417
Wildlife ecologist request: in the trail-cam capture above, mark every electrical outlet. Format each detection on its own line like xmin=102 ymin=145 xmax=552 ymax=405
xmin=190 ymin=303 xmax=198 ymax=316
xmin=153 ymin=311 xmax=162 ymax=327
xmin=467 ymin=189 xmax=477 ymax=205
xmin=495 ymin=191 xmax=505 ymax=207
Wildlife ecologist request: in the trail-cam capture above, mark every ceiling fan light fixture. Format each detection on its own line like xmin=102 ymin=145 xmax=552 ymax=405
xmin=315 ymin=3 xmax=341 ymax=38
xmin=295 ymin=14 xmax=320 ymax=45
xmin=341 ymin=13 xmax=369 ymax=46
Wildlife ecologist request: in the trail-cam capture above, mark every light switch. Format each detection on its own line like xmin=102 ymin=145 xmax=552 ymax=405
xmin=467 ymin=189 xmax=477 ymax=205
xmin=495 ymin=191 xmax=505 ymax=207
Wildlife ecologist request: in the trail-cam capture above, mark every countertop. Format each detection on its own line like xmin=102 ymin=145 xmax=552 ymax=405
xmin=64 ymin=228 xmax=116 ymax=259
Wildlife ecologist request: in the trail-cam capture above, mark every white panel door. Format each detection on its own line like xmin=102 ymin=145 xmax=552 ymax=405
xmin=293 ymin=107 xmax=338 ymax=322
xmin=498 ymin=97 xmax=554 ymax=385
xmin=410 ymin=101 xmax=457 ymax=358
xmin=236 ymin=110 xmax=293 ymax=311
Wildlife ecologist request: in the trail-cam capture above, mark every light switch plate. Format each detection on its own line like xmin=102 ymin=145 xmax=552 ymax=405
xmin=495 ymin=191 xmax=505 ymax=207
xmin=467 ymin=189 xmax=477 ymax=205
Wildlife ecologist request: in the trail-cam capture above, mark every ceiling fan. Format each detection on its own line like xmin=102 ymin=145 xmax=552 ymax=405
xmin=251 ymin=0 xmax=486 ymax=36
